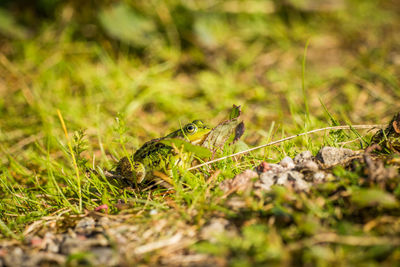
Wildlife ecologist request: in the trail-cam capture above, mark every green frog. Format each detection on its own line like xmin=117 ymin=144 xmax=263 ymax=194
xmin=116 ymin=120 xmax=211 ymax=186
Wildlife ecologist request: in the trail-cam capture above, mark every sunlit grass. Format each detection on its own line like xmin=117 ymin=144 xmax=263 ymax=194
xmin=0 ymin=0 xmax=400 ymax=265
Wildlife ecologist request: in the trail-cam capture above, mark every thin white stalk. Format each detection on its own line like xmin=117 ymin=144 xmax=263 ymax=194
xmin=188 ymin=124 xmax=384 ymax=171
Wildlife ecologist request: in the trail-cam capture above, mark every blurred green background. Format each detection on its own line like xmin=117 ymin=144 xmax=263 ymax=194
xmin=1 ymin=1 xmax=399 ymax=132
xmin=1 ymin=0 xmax=399 ymax=171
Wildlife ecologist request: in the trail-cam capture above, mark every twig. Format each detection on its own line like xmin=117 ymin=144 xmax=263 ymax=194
xmin=188 ymin=124 xmax=384 ymax=171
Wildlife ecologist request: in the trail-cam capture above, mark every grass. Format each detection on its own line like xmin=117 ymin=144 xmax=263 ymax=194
xmin=1 ymin=0 xmax=400 ymax=265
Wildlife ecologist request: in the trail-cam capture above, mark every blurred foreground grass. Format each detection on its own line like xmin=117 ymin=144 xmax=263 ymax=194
xmin=1 ymin=0 xmax=400 ymax=265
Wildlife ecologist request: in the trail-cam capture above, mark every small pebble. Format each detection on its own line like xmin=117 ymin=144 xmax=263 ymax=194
xmin=292 ymin=177 xmax=310 ymax=191
xmin=279 ymin=156 xmax=295 ymax=169
xmin=296 ymin=160 xmax=319 ymax=173
xmin=75 ymin=217 xmax=95 ymax=235
xmin=294 ymin=151 xmax=313 ymax=164
xmin=275 ymin=171 xmax=289 ymax=185
xmin=313 ymin=171 xmax=326 ymax=182
xmin=259 ymin=172 xmax=275 ymax=190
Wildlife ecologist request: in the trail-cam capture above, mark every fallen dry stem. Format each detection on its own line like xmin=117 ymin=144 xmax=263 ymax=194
xmin=189 ymin=124 xmax=385 ymax=170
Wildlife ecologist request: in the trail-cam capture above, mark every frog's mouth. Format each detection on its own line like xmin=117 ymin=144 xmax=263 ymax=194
xmin=191 ymin=130 xmax=211 ymax=145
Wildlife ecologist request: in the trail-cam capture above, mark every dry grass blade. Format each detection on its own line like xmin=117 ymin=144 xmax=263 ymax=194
xmin=153 ymin=170 xmax=174 ymax=186
xmin=57 ymin=109 xmax=82 ymax=212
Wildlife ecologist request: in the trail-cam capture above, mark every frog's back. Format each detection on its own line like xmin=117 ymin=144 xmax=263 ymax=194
xmin=133 ymin=138 xmax=173 ymax=169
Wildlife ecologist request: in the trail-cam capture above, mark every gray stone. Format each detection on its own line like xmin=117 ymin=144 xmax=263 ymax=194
xmin=275 ymin=171 xmax=289 ymax=185
xmin=267 ymin=163 xmax=284 ymax=172
xmin=200 ymin=218 xmax=230 ymax=242
xmin=75 ymin=217 xmax=96 ymax=235
xmin=287 ymin=171 xmax=309 ymax=191
xmin=313 ymin=171 xmax=326 ymax=182
xmin=279 ymin=156 xmax=295 ymax=169
xmin=259 ymin=172 xmax=275 ymax=191
xmin=258 ymin=169 xmax=309 ymax=191
xmin=296 ymin=160 xmax=319 ymax=173
xmin=316 ymin=146 xmax=355 ymax=168
xmin=294 ymin=151 xmax=313 ymax=164
xmin=293 ymin=177 xmax=310 ymax=191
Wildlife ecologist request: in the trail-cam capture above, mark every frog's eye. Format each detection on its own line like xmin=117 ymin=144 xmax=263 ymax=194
xmin=185 ymin=123 xmax=197 ymax=134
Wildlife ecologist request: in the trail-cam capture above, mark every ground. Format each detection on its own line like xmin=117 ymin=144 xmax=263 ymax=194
xmin=1 ymin=0 xmax=400 ymax=266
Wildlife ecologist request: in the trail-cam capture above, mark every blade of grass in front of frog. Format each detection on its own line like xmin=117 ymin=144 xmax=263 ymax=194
xmin=202 ymin=119 xmax=242 ymax=152
xmin=160 ymin=138 xmax=212 ymax=158
xmin=152 ymin=170 xmax=174 ymax=186
xmin=202 ymin=105 xmax=244 ymax=153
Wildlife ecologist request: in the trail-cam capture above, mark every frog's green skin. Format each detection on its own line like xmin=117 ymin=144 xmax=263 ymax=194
xmin=116 ymin=120 xmax=211 ymax=184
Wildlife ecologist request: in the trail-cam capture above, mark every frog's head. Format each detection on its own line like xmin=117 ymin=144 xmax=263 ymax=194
xmin=167 ymin=120 xmax=211 ymax=144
